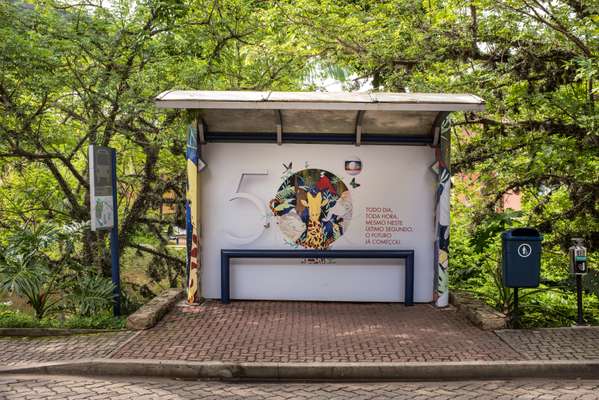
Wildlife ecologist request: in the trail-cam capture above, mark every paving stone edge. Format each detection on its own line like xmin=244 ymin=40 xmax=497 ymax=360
xmin=450 ymin=290 xmax=508 ymax=330
xmin=1 ymin=359 xmax=598 ymax=381
xmin=126 ymin=288 xmax=184 ymax=330
xmin=0 ymin=328 xmax=127 ymax=337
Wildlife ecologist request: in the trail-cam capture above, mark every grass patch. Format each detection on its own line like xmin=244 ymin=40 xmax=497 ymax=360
xmin=0 ymin=305 xmax=126 ymax=330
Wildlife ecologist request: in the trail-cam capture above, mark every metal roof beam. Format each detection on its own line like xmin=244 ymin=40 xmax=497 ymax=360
xmin=197 ymin=117 xmax=207 ymax=144
xmin=202 ymin=132 xmax=433 ymax=145
xmin=275 ymin=110 xmax=283 ymax=145
xmin=355 ymin=110 xmax=365 ymax=146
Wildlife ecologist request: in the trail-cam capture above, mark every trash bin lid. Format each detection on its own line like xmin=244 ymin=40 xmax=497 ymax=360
xmin=502 ymin=228 xmax=543 ymax=240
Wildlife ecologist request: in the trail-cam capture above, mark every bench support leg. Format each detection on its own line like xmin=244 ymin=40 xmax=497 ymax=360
xmin=221 ymin=253 xmax=230 ymax=304
xmin=405 ymin=253 xmax=414 ymax=306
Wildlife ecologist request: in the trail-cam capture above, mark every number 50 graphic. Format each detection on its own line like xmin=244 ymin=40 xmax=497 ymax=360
xmin=224 ymin=171 xmax=271 ymax=244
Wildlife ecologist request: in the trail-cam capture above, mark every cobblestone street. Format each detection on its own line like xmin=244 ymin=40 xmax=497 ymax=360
xmin=1 ymin=375 xmax=599 ymax=399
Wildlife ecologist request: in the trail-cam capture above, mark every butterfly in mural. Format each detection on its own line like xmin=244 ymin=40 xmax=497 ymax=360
xmin=350 ymin=177 xmax=361 ymax=189
xmin=282 ymin=162 xmax=293 ymax=179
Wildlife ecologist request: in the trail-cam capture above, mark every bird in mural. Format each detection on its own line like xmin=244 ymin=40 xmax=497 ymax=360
xmin=316 ymin=171 xmax=336 ymax=195
xmin=271 ymin=199 xmax=293 ymax=213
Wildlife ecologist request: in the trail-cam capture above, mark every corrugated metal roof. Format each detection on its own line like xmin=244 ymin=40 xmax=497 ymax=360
xmin=154 ymin=90 xmax=484 ymax=145
xmin=155 ymin=90 xmax=484 ymax=111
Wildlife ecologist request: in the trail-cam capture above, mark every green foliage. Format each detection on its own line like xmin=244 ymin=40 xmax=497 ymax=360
xmin=450 ymin=179 xmax=599 ymax=327
xmin=62 ymin=314 xmax=126 ymax=330
xmin=0 ymin=0 xmax=309 ymax=293
xmin=66 ymin=274 xmax=115 ymax=318
xmin=270 ymin=0 xmax=597 ymax=250
xmin=0 ymin=306 xmax=42 ymax=328
xmin=0 ymin=222 xmax=79 ymax=319
xmin=0 ymin=306 xmax=125 ymax=330
xmin=0 ymin=222 xmax=115 ymax=320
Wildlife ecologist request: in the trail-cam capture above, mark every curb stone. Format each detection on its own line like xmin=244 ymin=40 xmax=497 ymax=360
xmin=1 ymin=359 xmax=598 ymax=381
xmin=0 ymin=328 xmax=127 ymax=337
xmin=126 ymin=288 xmax=184 ymax=330
xmin=450 ymin=291 xmax=508 ymax=330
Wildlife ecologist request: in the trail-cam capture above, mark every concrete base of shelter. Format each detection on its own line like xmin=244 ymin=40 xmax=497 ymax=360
xmin=1 ymin=359 xmax=599 ymax=381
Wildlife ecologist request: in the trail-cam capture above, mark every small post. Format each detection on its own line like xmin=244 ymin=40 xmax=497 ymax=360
xmin=576 ymin=274 xmax=584 ymax=326
xmin=110 ymin=148 xmax=121 ymax=316
xmin=569 ymin=238 xmax=587 ymax=326
xmin=512 ymin=287 xmax=519 ymax=328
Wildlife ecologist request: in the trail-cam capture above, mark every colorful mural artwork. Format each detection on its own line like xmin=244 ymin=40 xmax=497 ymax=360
xmin=431 ymin=117 xmax=451 ymax=307
xmin=269 ymin=168 xmax=352 ymax=250
xmin=186 ymin=123 xmax=201 ymax=304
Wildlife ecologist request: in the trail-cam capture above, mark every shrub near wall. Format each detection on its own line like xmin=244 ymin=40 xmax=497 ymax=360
xmin=449 ymin=186 xmax=599 ymax=328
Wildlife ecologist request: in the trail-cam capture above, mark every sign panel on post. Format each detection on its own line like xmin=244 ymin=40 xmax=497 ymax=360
xmin=89 ymin=146 xmax=115 ymax=231
xmin=88 ymin=145 xmax=121 ymax=316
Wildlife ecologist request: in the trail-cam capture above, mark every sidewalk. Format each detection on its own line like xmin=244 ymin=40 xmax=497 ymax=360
xmin=0 ymin=331 xmax=134 ymax=367
xmin=1 ymin=301 xmax=598 ymax=379
xmin=113 ymin=301 xmax=521 ymax=362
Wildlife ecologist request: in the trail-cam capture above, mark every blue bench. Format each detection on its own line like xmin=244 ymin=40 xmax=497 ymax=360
xmin=220 ymin=249 xmax=415 ymax=306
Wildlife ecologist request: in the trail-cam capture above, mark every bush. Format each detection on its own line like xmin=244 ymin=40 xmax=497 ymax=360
xmin=0 ymin=222 xmax=116 ymax=320
xmin=0 ymin=307 xmax=125 ymax=329
xmin=0 ymin=307 xmax=44 ymax=328
xmin=0 ymin=224 xmax=67 ymax=319
xmin=62 ymin=314 xmax=126 ymax=330
xmin=66 ymin=274 xmax=115 ymax=317
xmin=450 ymin=205 xmax=599 ymax=328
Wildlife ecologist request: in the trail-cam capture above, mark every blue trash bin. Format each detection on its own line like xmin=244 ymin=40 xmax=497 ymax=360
xmin=501 ymin=228 xmax=543 ymax=288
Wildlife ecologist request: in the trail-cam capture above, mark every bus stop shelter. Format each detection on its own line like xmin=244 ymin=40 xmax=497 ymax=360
xmin=155 ymin=91 xmax=484 ymax=307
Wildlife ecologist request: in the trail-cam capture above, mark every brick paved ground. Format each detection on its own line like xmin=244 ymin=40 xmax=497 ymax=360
xmin=2 ymin=302 xmax=598 ymax=367
xmin=2 ymin=375 xmax=599 ymax=399
xmin=496 ymin=327 xmax=599 ymax=360
xmin=113 ymin=301 xmax=521 ymax=362
xmin=0 ymin=332 xmax=134 ymax=366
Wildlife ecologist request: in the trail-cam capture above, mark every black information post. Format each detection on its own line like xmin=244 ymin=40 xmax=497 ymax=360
xmin=89 ymin=145 xmax=121 ymax=316
xmin=569 ymin=238 xmax=588 ymax=326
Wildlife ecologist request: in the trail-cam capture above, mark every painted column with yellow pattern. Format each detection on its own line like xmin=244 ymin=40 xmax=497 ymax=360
xmin=185 ymin=121 xmax=201 ymax=303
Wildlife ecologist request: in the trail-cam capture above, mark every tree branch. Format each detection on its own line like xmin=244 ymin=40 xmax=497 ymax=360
xmin=129 ymin=243 xmax=184 ymax=266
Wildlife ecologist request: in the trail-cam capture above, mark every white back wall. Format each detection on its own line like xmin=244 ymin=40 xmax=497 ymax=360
xmin=201 ymin=143 xmax=435 ymax=302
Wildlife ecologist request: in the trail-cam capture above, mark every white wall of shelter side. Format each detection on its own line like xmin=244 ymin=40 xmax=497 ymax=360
xmin=200 ymin=143 xmax=436 ymax=302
